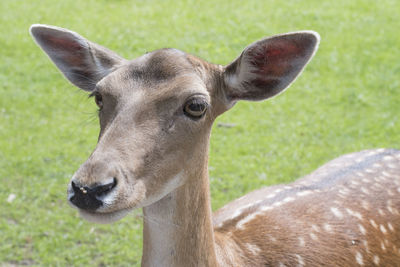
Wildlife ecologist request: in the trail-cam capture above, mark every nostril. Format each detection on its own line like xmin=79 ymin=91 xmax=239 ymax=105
xmin=71 ymin=180 xmax=79 ymax=193
xmin=92 ymin=177 xmax=117 ymax=197
xmin=71 ymin=180 xmax=89 ymax=195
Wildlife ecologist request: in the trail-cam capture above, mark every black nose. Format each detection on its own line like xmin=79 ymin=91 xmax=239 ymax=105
xmin=69 ymin=178 xmax=117 ymax=211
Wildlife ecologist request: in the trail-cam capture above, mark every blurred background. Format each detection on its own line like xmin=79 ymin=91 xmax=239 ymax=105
xmin=0 ymin=0 xmax=399 ymax=265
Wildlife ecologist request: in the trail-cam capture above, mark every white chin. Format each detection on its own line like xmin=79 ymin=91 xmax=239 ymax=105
xmin=78 ymin=208 xmax=132 ymax=224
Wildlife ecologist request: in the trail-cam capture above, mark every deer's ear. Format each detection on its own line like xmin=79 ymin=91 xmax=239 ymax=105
xmin=222 ymin=31 xmax=319 ymax=103
xmin=30 ymin=24 xmax=125 ymax=91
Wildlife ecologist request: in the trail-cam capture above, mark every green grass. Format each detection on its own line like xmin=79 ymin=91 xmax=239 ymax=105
xmin=1 ymin=0 xmax=399 ymax=265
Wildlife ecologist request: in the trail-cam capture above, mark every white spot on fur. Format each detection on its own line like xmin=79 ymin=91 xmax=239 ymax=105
xmin=370 ymin=219 xmax=378 ymax=229
xmin=372 ymin=163 xmax=381 ymax=168
xmin=360 ymin=187 xmax=369 ymax=194
xmin=310 ymin=233 xmax=318 ymax=241
xmin=381 ymin=242 xmax=386 ymax=251
xmin=323 ymin=223 xmax=333 ymax=233
xmin=378 ymin=209 xmax=385 ymax=216
xmin=361 ymin=200 xmax=370 ymax=210
xmin=298 ymin=237 xmax=305 ymax=247
xmin=266 ymin=193 xmax=276 ymax=199
xmin=339 ymin=189 xmax=349 ymax=196
xmin=297 ymin=190 xmax=312 ymax=197
xmin=363 ymin=240 xmax=369 ymax=253
xmin=296 ymin=254 xmax=305 ymax=266
xmin=346 ymin=208 xmax=363 ymax=220
xmin=269 ymin=236 xmax=277 ymax=242
xmin=311 ymin=224 xmax=320 ymax=232
xmin=365 ymin=169 xmax=374 ymax=173
xmin=390 ymin=205 xmax=398 ymax=216
xmin=358 ymin=224 xmax=366 ymax=235
xmin=361 ymin=178 xmax=370 ymax=183
xmin=355 ymin=251 xmax=364 ymax=265
xmin=388 ymin=222 xmax=395 ymax=232
xmin=380 ymin=225 xmax=387 ymax=234
xmin=260 ymin=205 xmax=273 ymax=212
xmin=245 ymin=243 xmax=261 ymax=255
xmin=331 ymin=207 xmax=343 ymax=218
xmin=373 ymin=255 xmax=380 ymax=265
xmin=236 ymin=212 xmax=262 ymax=229
xmin=282 ymin=197 xmax=295 ymax=203
xmin=387 ymin=163 xmax=397 ymax=169
xmin=383 ymin=156 xmax=394 ymax=161
xmin=355 ymin=172 xmax=364 ymax=177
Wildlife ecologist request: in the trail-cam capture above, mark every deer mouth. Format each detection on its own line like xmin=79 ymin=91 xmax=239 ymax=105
xmin=77 ymin=207 xmax=133 ymax=224
xmin=67 ymin=194 xmax=133 ymax=224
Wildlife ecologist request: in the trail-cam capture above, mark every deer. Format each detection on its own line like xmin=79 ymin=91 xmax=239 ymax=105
xmin=30 ymin=24 xmax=400 ymax=267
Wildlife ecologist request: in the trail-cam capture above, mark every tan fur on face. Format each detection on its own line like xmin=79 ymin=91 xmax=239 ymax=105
xmin=70 ymin=49 xmax=219 ymax=221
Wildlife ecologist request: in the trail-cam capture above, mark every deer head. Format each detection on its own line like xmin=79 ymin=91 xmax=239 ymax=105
xmin=30 ymin=24 xmax=319 ymax=224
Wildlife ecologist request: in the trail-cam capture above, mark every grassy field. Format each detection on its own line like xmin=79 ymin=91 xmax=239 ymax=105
xmin=0 ymin=0 xmax=399 ymax=266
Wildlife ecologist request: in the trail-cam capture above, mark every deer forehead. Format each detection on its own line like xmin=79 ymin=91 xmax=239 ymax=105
xmin=96 ymin=49 xmax=212 ymax=112
xmin=98 ymin=49 xmax=207 ymax=90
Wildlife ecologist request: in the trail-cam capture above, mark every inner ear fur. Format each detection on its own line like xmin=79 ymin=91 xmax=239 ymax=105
xmin=30 ymin=24 xmax=125 ymax=91
xmin=223 ymin=31 xmax=320 ymax=102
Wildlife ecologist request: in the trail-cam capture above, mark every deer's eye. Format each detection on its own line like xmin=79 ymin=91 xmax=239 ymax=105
xmin=94 ymin=93 xmax=103 ymax=109
xmin=183 ymin=98 xmax=208 ymax=119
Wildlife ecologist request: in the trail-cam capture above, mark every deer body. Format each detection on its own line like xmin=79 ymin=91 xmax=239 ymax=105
xmin=213 ymin=149 xmax=400 ymax=266
xmin=30 ymin=24 xmax=400 ymax=266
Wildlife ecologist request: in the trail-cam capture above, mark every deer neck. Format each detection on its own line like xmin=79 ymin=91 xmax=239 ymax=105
xmin=141 ymin=146 xmax=218 ymax=267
